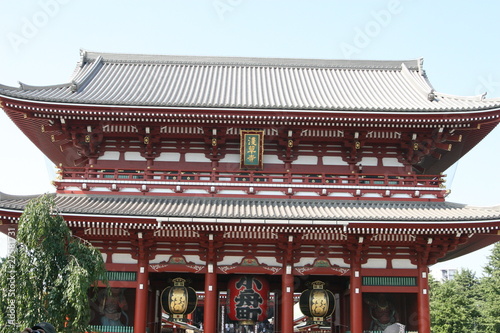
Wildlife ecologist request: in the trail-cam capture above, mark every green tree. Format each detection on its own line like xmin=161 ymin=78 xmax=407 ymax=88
xmin=0 ymin=194 xmax=107 ymax=333
xmin=480 ymin=242 xmax=500 ymax=333
xmin=430 ymin=269 xmax=480 ymax=333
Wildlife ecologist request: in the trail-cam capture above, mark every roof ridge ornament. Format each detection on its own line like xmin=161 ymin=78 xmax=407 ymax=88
xmin=417 ymin=58 xmax=424 ymax=75
xmin=79 ymin=49 xmax=88 ymax=68
xmin=428 ymin=90 xmax=436 ymax=102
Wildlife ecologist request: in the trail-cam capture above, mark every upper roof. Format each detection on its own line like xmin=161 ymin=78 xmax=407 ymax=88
xmin=1 ymin=50 xmax=500 ymax=112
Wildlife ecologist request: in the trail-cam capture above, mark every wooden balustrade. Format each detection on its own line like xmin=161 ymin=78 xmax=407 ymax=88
xmin=54 ymin=167 xmax=446 ymax=199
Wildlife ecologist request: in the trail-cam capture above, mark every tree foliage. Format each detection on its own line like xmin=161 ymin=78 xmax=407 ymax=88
xmin=480 ymin=242 xmax=500 ymax=333
xmin=0 ymin=194 xmax=107 ymax=333
xmin=430 ymin=269 xmax=481 ymax=333
xmin=430 ymin=242 xmax=500 ymax=333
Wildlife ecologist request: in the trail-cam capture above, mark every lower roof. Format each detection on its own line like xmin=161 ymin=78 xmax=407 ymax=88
xmin=1 ymin=192 xmax=499 ymax=262
xmin=1 ymin=192 xmax=500 ymax=224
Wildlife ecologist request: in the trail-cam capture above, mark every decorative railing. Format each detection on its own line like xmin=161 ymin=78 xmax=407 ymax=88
xmin=54 ymin=167 xmax=447 ymax=200
xmin=344 ymin=331 xmax=417 ymax=333
xmin=362 ymin=276 xmax=417 ymax=286
xmin=87 ymin=325 xmax=133 ymax=333
xmin=103 ymin=271 xmax=137 ymax=281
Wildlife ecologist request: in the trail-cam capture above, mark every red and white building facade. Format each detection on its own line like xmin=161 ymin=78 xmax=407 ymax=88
xmin=1 ymin=51 xmax=500 ymax=333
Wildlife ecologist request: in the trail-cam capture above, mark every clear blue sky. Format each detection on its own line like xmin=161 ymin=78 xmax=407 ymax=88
xmin=1 ymin=0 xmax=499 ymax=274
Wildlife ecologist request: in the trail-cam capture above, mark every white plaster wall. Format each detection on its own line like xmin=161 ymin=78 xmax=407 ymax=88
xmin=112 ymin=253 xmax=138 ymax=264
xmin=149 ymin=254 xmax=171 ymax=264
xmin=100 ymin=151 xmax=120 ymax=160
xmin=391 ymin=259 xmax=417 ymax=269
xmin=124 ymin=151 xmax=146 ymax=161
xmin=295 ymin=257 xmax=315 ymax=267
xmin=323 ymin=156 xmax=348 ymax=166
xmin=218 ymin=256 xmax=244 ymax=266
xmin=329 ymin=258 xmax=349 ymax=268
xmin=185 ymin=153 xmax=209 ymax=162
xmin=293 ymin=156 xmax=318 ymax=165
xmin=263 ymin=154 xmax=283 ymax=164
xmin=184 ymin=255 xmax=204 ymax=265
xmin=218 ymin=190 xmax=248 ymax=195
xmin=156 ymin=152 xmax=181 ymax=162
xmin=255 ymin=256 xmax=281 ymax=268
xmin=257 ymin=191 xmax=286 ymax=196
xmin=382 ymin=157 xmax=404 ymax=167
xmin=90 ymin=187 xmax=111 ymax=192
xmin=219 ymin=154 xmax=240 ymax=163
xmin=362 ymin=258 xmax=387 ymax=269
xmin=294 ymin=192 xmax=320 ymax=197
xmin=360 ymin=157 xmax=378 ymax=166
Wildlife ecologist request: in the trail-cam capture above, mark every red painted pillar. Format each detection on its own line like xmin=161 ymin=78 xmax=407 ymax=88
xmin=350 ymin=260 xmax=363 ymax=333
xmin=203 ymin=263 xmax=218 ymax=333
xmin=418 ymin=265 xmax=431 ymax=333
xmin=281 ymin=264 xmax=295 ymax=333
xmin=134 ymin=232 xmax=149 ymax=333
xmin=274 ymin=290 xmax=282 ymax=333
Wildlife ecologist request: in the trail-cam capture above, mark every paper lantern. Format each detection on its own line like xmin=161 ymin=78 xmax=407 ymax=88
xmin=161 ymin=277 xmax=198 ymax=320
xmin=299 ymin=281 xmax=335 ymax=324
xmin=227 ymin=275 xmax=269 ymax=325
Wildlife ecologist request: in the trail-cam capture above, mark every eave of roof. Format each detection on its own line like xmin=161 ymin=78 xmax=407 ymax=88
xmin=1 ymin=192 xmax=500 ymax=224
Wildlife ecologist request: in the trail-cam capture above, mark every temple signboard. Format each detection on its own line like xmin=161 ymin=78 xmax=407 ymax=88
xmin=240 ymin=130 xmax=264 ymax=169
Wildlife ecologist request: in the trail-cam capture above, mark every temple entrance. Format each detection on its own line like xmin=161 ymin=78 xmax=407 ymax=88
xmin=145 ymin=272 xmax=352 ymax=333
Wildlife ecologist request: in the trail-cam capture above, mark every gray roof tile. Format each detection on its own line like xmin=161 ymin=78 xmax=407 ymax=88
xmin=1 ymin=192 xmax=500 ymax=223
xmin=1 ymin=50 xmax=499 ymax=112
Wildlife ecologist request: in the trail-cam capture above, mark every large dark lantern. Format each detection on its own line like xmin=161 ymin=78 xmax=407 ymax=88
xmin=299 ymin=281 xmax=335 ymax=325
xmin=161 ymin=277 xmax=198 ymax=321
xmin=227 ymin=275 xmax=269 ymax=325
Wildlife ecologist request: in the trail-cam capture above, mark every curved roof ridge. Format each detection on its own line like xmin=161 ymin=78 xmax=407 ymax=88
xmin=400 ymin=62 xmax=433 ymax=96
xmin=18 ymin=81 xmax=71 ymax=91
xmin=80 ymin=49 xmax=421 ymax=70
xmin=70 ymin=55 xmax=103 ymax=93
xmin=0 ymin=82 xmax=71 ymax=91
xmin=433 ymin=90 xmax=494 ymax=102
xmin=0 ymin=191 xmax=43 ymax=201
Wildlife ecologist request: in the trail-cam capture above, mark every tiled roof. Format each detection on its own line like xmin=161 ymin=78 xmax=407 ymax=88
xmin=2 ymin=192 xmax=500 ymax=223
xmin=1 ymin=50 xmax=500 ymax=112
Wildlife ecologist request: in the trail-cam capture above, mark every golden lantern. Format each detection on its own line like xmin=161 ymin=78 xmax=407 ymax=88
xmin=161 ymin=277 xmax=198 ymax=321
xmin=299 ymin=281 xmax=335 ymax=325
